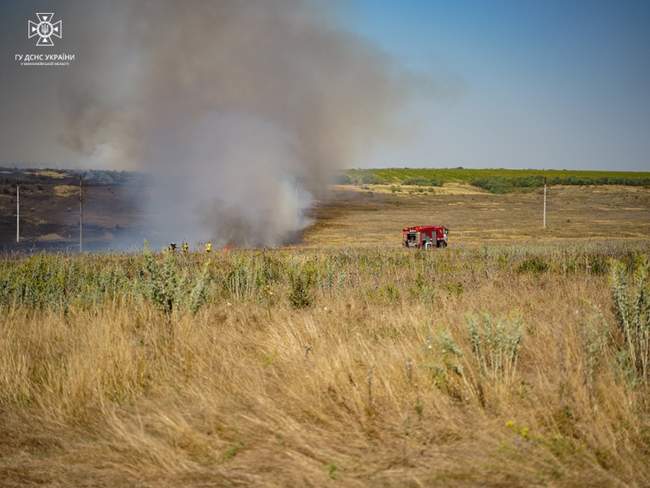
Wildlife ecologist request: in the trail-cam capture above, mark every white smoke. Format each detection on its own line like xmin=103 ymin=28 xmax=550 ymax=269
xmin=59 ymin=0 xmax=422 ymax=246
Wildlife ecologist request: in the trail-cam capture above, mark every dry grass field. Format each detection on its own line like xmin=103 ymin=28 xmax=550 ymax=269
xmin=1 ymin=182 xmax=649 ymax=487
xmin=302 ymin=184 xmax=650 ymax=247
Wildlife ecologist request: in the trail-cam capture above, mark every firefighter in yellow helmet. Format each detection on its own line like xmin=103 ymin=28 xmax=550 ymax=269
xmin=181 ymin=242 xmax=189 ymax=254
xmin=205 ymin=241 xmax=212 ymax=254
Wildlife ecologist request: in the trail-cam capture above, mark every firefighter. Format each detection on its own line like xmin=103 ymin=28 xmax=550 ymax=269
xmin=205 ymin=241 xmax=212 ymax=253
xmin=182 ymin=242 xmax=189 ymax=254
xmin=168 ymin=242 xmax=177 ymax=253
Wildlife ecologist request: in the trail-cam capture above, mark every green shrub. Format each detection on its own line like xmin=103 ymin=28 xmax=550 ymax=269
xmin=335 ymin=174 xmax=352 ymax=184
xmin=359 ymin=173 xmax=385 ymax=185
xmin=580 ymin=314 xmax=608 ymax=393
xmin=587 ymin=254 xmax=609 ymax=275
xmin=380 ymin=283 xmax=400 ymax=303
xmin=256 ymin=254 xmax=282 ymax=288
xmin=444 ymin=281 xmax=464 ymax=295
xmin=288 ymin=262 xmax=316 ymax=309
xmin=471 ymin=176 xmax=545 ymax=193
xmin=225 ymin=256 xmax=254 ymax=299
xmin=0 ymin=254 xmax=130 ymax=309
xmin=187 ymin=260 xmax=211 ymax=314
xmin=517 ymin=257 xmax=549 ymax=274
xmin=610 ymin=256 xmax=650 ymax=385
xmin=472 ymin=174 xmax=650 ymax=193
xmin=467 ymin=313 xmax=523 ymax=383
xmin=0 ymin=255 xmax=70 ymax=308
xmin=402 ymin=177 xmax=442 ymax=187
xmin=409 ymin=271 xmax=436 ymax=303
xmin=140 ymin=251 xmax=212 ymax=316
xmin=423 ymin=329 xmax=466 ymax=400
xmin=471 ymin=177 xmax=513 ymax=194
xmin=548 ymin=176 xmax=650 ymax=187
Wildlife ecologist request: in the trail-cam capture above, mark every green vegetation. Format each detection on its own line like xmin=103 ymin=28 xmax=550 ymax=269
xmin=2 ymin=245 xmax=645 ymax=311
xmin=401 ymin=177 xmax=442 ymax=187
xmin=610 ymin=256 xmax=650 ymax=385
xmin=1 ymin=243 xmax=650 ymax=485
xmin=467 ymin=313 xmax=523 ymax=384
xmin=344 ymin=168 xmax=650 ymax=193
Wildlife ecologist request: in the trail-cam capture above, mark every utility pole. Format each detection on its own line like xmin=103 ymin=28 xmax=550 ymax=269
xmin=79 ymin=175 xmax=83 ymax=252
xmin=16 ymin=183 xmax=20 ymax=243
xmin=543 ymin=178 xmax=547 ymax=229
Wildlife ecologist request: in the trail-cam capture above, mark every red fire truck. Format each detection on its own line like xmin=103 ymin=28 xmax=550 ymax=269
xmin=402 ymin=225 xmax=449 ymax=248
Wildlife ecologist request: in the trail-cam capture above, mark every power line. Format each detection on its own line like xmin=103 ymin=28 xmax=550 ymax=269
xmin=79 ymin=174 xmax=84 ymax=252
xmin=543 ymin=178 xmax=547 ymax=229
xmin=16 ymin=183 xmax=20 ymax=243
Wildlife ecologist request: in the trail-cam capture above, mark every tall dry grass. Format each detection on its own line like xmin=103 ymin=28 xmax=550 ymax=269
xmin=0 ymin=245 xmax=649 ymax=486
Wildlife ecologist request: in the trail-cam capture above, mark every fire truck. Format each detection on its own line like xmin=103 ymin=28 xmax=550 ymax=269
xmin=402 ymin=225 xmax=449 ymax=248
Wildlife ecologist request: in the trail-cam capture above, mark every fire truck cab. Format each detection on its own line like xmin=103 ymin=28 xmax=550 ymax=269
xmin=402 ymin=225 xmax=448 ymax=249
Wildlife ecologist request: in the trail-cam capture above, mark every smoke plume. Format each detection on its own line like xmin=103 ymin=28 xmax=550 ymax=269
xmin=59 ymin=0 xmax=419 ymax=247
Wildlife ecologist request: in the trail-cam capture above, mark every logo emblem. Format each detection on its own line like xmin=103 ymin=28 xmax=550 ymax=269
xmin=28 ymin=13 xmax=62 ymax=46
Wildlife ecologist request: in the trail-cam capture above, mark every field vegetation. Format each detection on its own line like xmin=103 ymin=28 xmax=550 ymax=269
xmin=1 ymin=243 xmax=650 ymax=486
xmin=306 ymin=184 xmax=650 ymax=247
xmin=2 ymin=168 xmax=649 ymax=249
xmin=343 ymin=168 xmax=650 ymax=193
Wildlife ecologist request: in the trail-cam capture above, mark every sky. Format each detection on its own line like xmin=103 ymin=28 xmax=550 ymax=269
xmin=344 ymin=0 xmax=650 ymax=170
xmin=0 ymin=0 xmax=648 ymax=171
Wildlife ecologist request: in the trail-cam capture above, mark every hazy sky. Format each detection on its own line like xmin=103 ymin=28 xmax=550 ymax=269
xmin=0 ymin=0 xmax=648 ymax=171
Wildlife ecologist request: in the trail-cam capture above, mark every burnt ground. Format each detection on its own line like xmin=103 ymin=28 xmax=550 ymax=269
xmin=0 ymin=168 xmax=146 ymax=252
xmin=1 ymin=168 xmax=650 ymax=252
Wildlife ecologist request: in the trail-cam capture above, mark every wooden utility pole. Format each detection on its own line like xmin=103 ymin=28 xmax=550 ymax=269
xmin=16 ymin=183 xmax=20 ymax=243
xmin=543 ymin=178 xmax=547 ymax=229
xmin=79 ymin=175 xmax=83 ymax=252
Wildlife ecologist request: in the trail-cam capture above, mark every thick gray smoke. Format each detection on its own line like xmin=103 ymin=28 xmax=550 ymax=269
xmin=59 ymin=0 xmax=419 ymax=247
